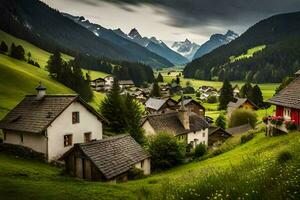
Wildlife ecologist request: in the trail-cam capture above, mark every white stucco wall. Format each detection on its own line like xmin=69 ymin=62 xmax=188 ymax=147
xmin=47 ymin=101 xmax=103 ymax=161
xmin=187 ymin=128 xmax=208 ymax=148
xmin=142 ymin=121 xmax=156 ymax=136
xmin=4 ymin=130 xmax=47 ymax=154
xmin=134 ymin=158 xmax=151 ymax=175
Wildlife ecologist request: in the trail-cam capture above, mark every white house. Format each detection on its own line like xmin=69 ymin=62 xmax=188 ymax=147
xmin=0 ymin=84 xmax=104 ymax=161
xmin=141 ymin=103 xmax=209 ymax=148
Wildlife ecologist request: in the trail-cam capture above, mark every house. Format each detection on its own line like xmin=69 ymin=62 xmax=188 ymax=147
xmin=144 ymin=97 xmax=178 ymax=114
xmin=141 ymin=106 xmax=209 ymax=148
xmin=199 ymin=86 xmax=217 ymax=93
xmin=233 ymin=85 xmax=240 ymax=97
xmin=208 ymin=126 xmax=232 ymax=147
xmin=90 ymin=77 xmax=106 ymax=92
xmin=225 ymin=123 xmax=253 ymax=135
xmin=119 ymin=80 xmax=135 ymax=89
xmin=104 ymin=75 xmax=114 ymax=87
xmin=60 ymin=134 xmax=150 ymax=182
xmin=177 ymin=99 xmax=205 ymax=116
xmin=0 ymin=84 xmax=104 ymax=161
xmin=267 ymin=71 xmax=300 ymax=131
xmin=227 ymin=98 xmax=258 ymax=118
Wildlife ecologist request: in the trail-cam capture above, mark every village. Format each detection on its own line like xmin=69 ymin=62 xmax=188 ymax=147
xmin=1 ymin=69 xmax=299 ymax=183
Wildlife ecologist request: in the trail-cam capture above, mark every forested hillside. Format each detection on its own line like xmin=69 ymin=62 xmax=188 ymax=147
xmin=184 ymin=11 xmax=300 ymax=83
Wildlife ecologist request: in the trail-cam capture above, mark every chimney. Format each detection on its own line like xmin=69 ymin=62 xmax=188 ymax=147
xmin=178 ymin=91 xmax=190 ymax=130
xmin=36 ymin=82 xmax=46 ymax=100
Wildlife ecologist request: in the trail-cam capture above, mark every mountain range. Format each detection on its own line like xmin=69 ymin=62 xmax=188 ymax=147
xmin=184 ymin=11 xmax=300 ymax=83
xmin=193 ymin=30 xmax=239 ymax=60
xmin=0 ymin=0 xmax=173 ymax=68
xmin=170 ymin=39 xmax=200 ymax=61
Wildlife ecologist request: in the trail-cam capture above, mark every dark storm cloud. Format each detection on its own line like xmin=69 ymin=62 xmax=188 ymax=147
xmin=99 ymin=0 xmax=300 ymax=28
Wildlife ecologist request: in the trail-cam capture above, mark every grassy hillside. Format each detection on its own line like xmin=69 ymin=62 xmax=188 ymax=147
xmin=0 ymin=54 xmax=74 ymax=119
xmin=229 ymin=45 xmax=266 ymax=62
xmin=0 ymin=30 xmax=72 ymax=68
xmin=0 ymin=130 xmax=299 ymax=199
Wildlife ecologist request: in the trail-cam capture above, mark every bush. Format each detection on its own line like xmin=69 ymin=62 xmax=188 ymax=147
xmin=128 ymin=167 xmax=145 ymax=180
xmin=206 ymin=95 xmax=218 ymax=103
xmin=284 ymin=120 xmax=297 ymax=130
xmin=240 ymin=133 xmax=254 ymax=144
xmin=183 ymin=86 xmax=195 ymax=94
xmin=228 ymin=109 xmax=257 ymax=128
xmin=215 ymin=114 xmax=226 ymax=129
xmin=277 ymin=151 xmax=292 ymax=164
xmin=148 ymin=132 xmax=185 ymax=171
xmin=193 ymin=143 xmax=207 ymax=158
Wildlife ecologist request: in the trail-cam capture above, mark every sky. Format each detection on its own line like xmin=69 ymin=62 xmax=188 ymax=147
xmin=41 ymin=0 xmax=300 ymax=44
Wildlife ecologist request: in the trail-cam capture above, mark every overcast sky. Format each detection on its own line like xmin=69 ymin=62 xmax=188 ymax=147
xmin=41 ymin=0 xmax=300 ymax=44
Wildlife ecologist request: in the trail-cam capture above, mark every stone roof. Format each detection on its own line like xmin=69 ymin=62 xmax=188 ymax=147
xmin=119 ymin=80 xmax=134 ymax=85
xmin=208 ymin=126 xmax=231 ymax=136
xmin=62 ymin=134 xmax=150 ymax=180
xmin=225 ymin=123 xmax=252 ymax=135
xmin=142 ymin=111 xmax=209 ymax=135
xmin=178 ymin=99 xmax=205 ymax=110
xmin=0 ymin=95 xmax=105 ymax=134
xmin=145 ymin=98 xmax=168 ymax=111
xmin=228 ymin=98 xmax=258 ymax=109
xmin=267 ymin=76 xmax=300 ymax=109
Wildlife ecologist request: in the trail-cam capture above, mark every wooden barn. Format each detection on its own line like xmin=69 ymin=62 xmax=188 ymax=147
xmin=60 ymin=135 xmax=150 ymax=182
xmin=144 ymin=97 xmax=178 ymax=114
xmin=177 ymin=99 xmax=205 ymax=116
xmin=208 ymin=126 xmax=232 ymax=147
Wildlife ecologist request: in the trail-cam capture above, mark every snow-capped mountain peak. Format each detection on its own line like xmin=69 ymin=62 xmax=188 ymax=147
xmin=169 ymin=39 xmax=200 ymax=61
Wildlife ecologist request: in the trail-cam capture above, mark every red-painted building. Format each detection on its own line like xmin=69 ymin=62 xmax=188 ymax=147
xmin=267 ymin=70 xmax=300 ymax=127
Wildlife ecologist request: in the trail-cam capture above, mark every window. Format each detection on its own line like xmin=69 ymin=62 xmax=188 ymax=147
xmin=284 ymin=108 xmax=291 ymax=119
xmin=72 ymin=112 xmax=80 ymax=124
xmin=84 ymin=132 xmax=92 ymax=143
xmin=64 ymin=134 xmax=73 ymax=147
xmin=141 ymin=160 xmax=144 ymax=168
xmin=20 ymin=133 xmax=23 ymax=143
xmin=202 ymin=132 xmax=205 ymax=137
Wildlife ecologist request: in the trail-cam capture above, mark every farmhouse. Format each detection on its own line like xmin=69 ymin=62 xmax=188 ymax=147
xmin=178 ymin=99 xmax=205 ymax=116
xmin=233 ymin=85 xmax=240 ymax=97
xmin=0 ymin=84 xmax=104 ymax=161
xmin=267 ymin=71 xmax=300 ymax=130
xmin=227 ymin=98 xmax=258 ymax=117
xmin=199 ymin=85 xmax=217 ymax=93
xmin=90 ymin=77 xmax=105 ymax=92
xmin=208 ymin=126 xmax=231 ymax=147
xmin=119 ymin=80 xmax=134 ymax=89
xmin=141 ymin=105 xmax=209 ymax=148
xmin=144 ymin=97 xmax=178 ymax=114
xmin=60 ymin=134 xmax=150 ymax=182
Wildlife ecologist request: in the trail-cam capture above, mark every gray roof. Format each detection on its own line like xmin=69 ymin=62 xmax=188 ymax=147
xmin=228 ymin=98 xmax=258 ymax=109
xmin=225 ymin=123 xmax=252 ymax=135
xmin=145 ymin=98 xmax=168 ymax=111
xmin=142 ymin=111 xmax=209 ymax=135
xmin=119 ymin=80 xmax=134 ymax=85
xmin=63 ymin=135 xmax=150 ymax=180
xmin=208 ymin=126 xmax=231 ymax=136
xmin=178 ymin=99 xmax=205 ymax=110
xmin=267 ymin=76 xmax=300 ymax=109
xmin=0 ymin=95 xmax=104 ymax=134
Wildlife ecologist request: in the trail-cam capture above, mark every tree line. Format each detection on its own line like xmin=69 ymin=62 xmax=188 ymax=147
xmin=0 ymin=41 xmax=40 ymax=68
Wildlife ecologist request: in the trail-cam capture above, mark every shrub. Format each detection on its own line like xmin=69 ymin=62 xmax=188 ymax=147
xmin=148 ymin=132 xmax=185 ymax=171
xmin=183 ymin=86 xmax=195 ymax=94
xmin=240 ymin=133 xmax=254 ymax=144
xmin=193 ymin=143 xmax=207 ymax=158
xmin=284 ymin=120 xmax=297 ymax=130
xmin=270 ymin=116 xmax=284 ymax=126
xmin=206 ymin=95 xmax=218 ymax=103
xmin=277 ymin=151 xmax=292 ymax=164
xmin=128 ymin=167 xmax=145 ymax=180
xmin=215 ymin=114 xmax=226 ymax=129
xmin=228 ymin=109 xmax=257 ymax=128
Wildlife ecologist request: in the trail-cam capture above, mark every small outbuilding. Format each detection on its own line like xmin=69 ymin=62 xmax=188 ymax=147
xmin=227 ymin=98 xmax=258 ymax=118
xmin=60 ymin=134 xmax=150 ymax=182
xmin=208 ymin=126 xmax=232 ymax=146
xmin=177 ymin=99 xmax=205 ymax=116
xmin=144 ymin=97 xmax=178 ymax=114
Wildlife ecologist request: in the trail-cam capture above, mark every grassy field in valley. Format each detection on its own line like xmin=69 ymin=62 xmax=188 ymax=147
xmin=230 ymin=45 xmax=266 ymax=62
xmin=0 ymin=130 xmax=299 ymax=199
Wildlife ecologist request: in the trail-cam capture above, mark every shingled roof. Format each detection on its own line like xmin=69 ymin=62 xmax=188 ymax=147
xmin=145 ymin=98 xmax=177 ymax=111
xmin=225 ymin=123 xmax=253 ymax=135
xmin=267 ymin=76 xmax=300 ymax=109
xmin=0 ymin=95 xmax=104 ymax=134
xmin=142 ymin=111 xmax=209 ymax=135
xmin=178 ymin=99 xmax=205 ymax=110
xmin=228 ymin=98 xmax=258 ymax=109
xmin=61 ymin=134 xmax=150 ymax=180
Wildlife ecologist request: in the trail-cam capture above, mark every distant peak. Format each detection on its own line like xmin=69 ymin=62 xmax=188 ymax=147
xmin=225 ymin=30 xmax=238 ymax=37
xmin=184 ymin=38 xmax=191 ymax=43
xmin=128 ymin=28 xmax=142 ymax=38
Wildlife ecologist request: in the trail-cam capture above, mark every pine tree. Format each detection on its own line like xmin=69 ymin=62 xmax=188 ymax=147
xmin=157 ymin=73 xmax=164 ymax=82
xmin=100 ymin=78 xmax=126 ymax=133
xmin=251 ymin=85 xmax=264 ymax=108
xmin=215 ymin=114 xmax=226 ymax=129
xmin=124 ymin=94 xmax=145 ymax=144
xmin=0 ymin=41 xmax=8 ymax=53
xmin=10 ymin=44 xmax=25 ymax=60
xmin=46 ymin=50 xmax=64 ymax=78
xmin=218 ymin=80 xmax=234 ymax=110
xmin=240 ymin=82 xmax=253 ymax=98
xmin=150 ymin=80 xmax=161 ymax=97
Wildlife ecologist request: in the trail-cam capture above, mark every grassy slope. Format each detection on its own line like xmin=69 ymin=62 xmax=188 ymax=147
xmin=0 ymin=54 xmax=74 ymax=119
xmin=0 ymin=130 xmax=299 ymax=199
xmin=229 ymin=45 xmax=266 ymax=62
